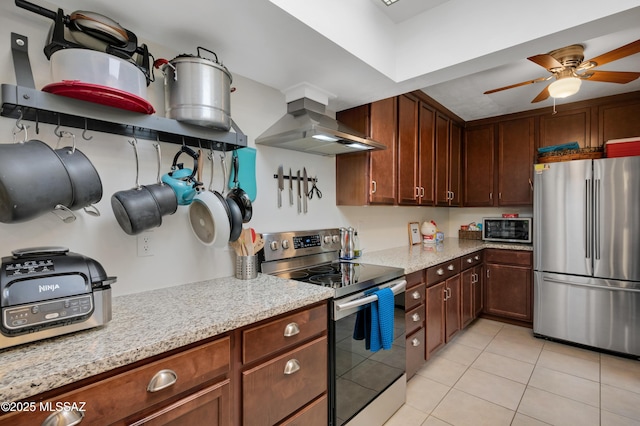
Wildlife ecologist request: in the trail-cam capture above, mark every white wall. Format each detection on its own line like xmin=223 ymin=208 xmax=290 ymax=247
xmin=0 ymin=3 xmax=530 ymax=297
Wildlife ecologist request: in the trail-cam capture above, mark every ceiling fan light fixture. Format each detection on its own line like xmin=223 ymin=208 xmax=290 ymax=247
xmin=548 ymin=77 xmax=582 ymax=98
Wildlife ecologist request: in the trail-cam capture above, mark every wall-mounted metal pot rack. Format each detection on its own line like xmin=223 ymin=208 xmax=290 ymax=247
xmin=2 ymin=33 xmax=247 ymax=151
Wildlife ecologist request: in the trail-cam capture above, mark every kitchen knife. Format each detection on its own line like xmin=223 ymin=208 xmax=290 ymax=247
xmin=297 ymin=169 xmax=301 ymax=214
xmin=277 ymin=165 xmax=284 ymax=208
xmin=303 ymin=168 xmax=308 ymax=213
xmin=289 ymin=167 xmax=293 ymax=206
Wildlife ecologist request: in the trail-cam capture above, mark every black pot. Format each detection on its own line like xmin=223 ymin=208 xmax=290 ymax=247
xmin=0 ymin=139 xmax=73 ymax=223
xmin=111 ymin=186 xmax=162 ymax=235
xmin=226 ymin=197 xmax=243 ymax=242
xmin=54 ymin=146 xmax=103 ymax=214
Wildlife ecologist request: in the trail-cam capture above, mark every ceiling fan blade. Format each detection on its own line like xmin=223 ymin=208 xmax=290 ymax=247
xmin=585 ymin=39 xmax=640 ymax=67
xmin=531 ymin=84 xmax=550 ymax=103
xmin=584 ymin=70 xmax=640 ymax=84
xmin=527 ymin=54 xmax=563 ymax=70
xmin=484 ymin=76 xmax=549 ymax=94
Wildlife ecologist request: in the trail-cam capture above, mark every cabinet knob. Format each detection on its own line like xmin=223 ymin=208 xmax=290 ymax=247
xmin=147 ymin=369 xmax=178 ymax=393
xmin=284 ymin=359 xmax=301 ymax=375
xmin=283 ymin=322 xmax=300 ymax=337
xmin=447 ymin=264 xmax=455 ymax=271
xmin=436 ymin=268 xmax=444 ymax=276
xmin=474 ymin=255 xmax=480 ymax=261
xmin=42 ymin=409 xmax=85 ymax=426
xmin=412 ymin=313 xmax=421 ymax=322
xmin=411 ymin=291 xmax=421 ymax=300
xmin=411 ymin=338 xmax=421 ymax=347
xmin=467 ymin=258 xmax=473 ymax=263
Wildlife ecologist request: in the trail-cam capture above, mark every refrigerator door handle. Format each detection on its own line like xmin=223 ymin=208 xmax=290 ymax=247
xmin=585 ymin=179 xmax=592 ymax=259
xmin=595 ymin=179 xmax=600 ymax=260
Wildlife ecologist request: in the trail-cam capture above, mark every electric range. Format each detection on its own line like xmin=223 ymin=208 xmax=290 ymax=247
xmin=260 ymin=229 xmax=407 ymax=426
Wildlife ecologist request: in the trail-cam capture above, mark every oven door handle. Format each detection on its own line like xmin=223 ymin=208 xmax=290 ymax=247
xmin=335 ymin=279 xmax=407 ymax=312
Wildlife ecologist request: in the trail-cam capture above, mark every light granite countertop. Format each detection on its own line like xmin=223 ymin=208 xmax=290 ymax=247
xmin=358 ymin=237 xmax=532 ymax=275
xmin=0 ymin=238 xmax=530 ymax=404
xmin=0 ymin=274 xmax=333 ymax=403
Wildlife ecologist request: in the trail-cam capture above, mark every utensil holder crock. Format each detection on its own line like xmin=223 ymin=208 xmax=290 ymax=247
xmin=235 ymin=255 xmax=258 ymax=280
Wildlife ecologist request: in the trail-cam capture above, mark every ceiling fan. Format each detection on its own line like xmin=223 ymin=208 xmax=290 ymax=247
xmin=484 ymin=39 xmax=640 ymax=103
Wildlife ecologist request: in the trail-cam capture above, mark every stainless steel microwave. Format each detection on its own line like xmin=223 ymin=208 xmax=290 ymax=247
xmin=482 ymin=217 xmax=532 ymax=243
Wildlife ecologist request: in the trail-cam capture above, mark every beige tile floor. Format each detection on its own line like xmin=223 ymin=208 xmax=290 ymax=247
xmin=385 ymin=318 xmax=640 ymax=426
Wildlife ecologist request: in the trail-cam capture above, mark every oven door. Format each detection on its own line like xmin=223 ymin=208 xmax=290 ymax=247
xmin=330 ymin=278 xmax=406 ymax=426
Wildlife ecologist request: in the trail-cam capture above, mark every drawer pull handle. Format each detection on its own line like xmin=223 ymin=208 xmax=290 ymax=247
xmin=284 ymin=322 xmax=300 ymax=337
xmin=147 ymin=369 xmax=178 ymax=393
xmin=284 ymin=359 xmax=301 ymax=375
xmin=474 ymin=255 xmax=480 ymax=261
xmin=42 ymin=409 xmax=85 ymax=426
xmin=436 ymin=268 xmax=444 ymax=276
xmin=447 ymin=264 xmax=455 ymax=271
xmin=411 ymin=338 xmax=421 ymax=347
xmin=411 ymin=291 xmax=421 ymax=300
xmin=412 ymin=313 xmax=421 ymax=322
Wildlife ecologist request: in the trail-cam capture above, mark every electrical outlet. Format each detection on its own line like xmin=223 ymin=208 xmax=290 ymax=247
xmin=137 ymin=233 xmax=154 ymax=257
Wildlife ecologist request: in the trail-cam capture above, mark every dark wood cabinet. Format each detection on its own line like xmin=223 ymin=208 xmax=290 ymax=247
xmin=336 ymin=97 xmax=397 ymax=205
xmin=463 ymin=125 xmax=495 ymax=207
xmin=444 ymin=275 xmax=461 ymax=342
xmin=599 ymin=98 xmax=640 ymax=144
xmin=461 ymin=251 xmax=483 ymax=328
xmin=397 ymin=95 xmax=436 ymax=205
xmin=539 ymin=107 xmax=591 ymax=148
xmin=435 ymin=114 xmax=461 ymax=206
xmin=484 ymin=249 xmax=533 ymax=325
xmin=497 ymin=117 xmax=535 ymax=206
xmin=425 ymin=281 xmax=445 ymax=358
xmin=405 ymin=270 xmax=426 ymax=379
xmin=425 ymin=259 xmax=461 ymax=359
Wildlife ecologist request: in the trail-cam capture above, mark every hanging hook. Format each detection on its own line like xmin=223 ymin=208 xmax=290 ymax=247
xmin=54 ymin=115 xmax=63 ymax=137
xmin=82 ymin=119 xmax=93 ymax=141
xmin=12 ymin=121 xmax=28 ymax=143
xmin=35 ymin=109 xmax=40 ymax=135
xmin=15 ymin=108 xmax=24 ymax=130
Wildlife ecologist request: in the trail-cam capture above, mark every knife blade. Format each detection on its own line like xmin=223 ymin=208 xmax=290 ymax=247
xmin=297 ymin=169 xmax=301 ymax=214
xmin=289 ymin=167 xmax=293 ymax=206
xmin=277 ymin=165 xmax=284 ymax=208
xmin=303 ymin=167 xmax=308 ymax=213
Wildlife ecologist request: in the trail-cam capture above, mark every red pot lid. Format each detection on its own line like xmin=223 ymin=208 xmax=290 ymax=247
xmin=42 ymin=80 xmax=155 ymax=114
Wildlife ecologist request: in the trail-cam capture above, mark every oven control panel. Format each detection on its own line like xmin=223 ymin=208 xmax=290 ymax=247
xmin=261 ymin=228 xmax=341 ymax=263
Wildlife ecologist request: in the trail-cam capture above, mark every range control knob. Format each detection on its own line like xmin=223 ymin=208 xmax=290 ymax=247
xmin=269 ymin=240 xmax=279 ymax=251
xmin=282 ymin=239 xmax=290 ymax=249
xmin=323 ymin=236 xmax=332 ymax=244
xmin=332 ymin=235 xmax=340 ymax=244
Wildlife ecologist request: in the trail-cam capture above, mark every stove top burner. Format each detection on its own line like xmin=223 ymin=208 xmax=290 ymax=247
xmin=309 ymin=274 xmax=343 ymax=287
xmin=274 ymin=261 xmax=405 ymax=298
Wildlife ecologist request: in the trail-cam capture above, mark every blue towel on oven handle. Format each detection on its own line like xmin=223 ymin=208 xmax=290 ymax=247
xmin=370 ymin=287 xmax=394 ymax=352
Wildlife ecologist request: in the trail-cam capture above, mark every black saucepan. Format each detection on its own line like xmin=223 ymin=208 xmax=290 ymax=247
xmin=226 ymin=197 xmax=243 ymax=242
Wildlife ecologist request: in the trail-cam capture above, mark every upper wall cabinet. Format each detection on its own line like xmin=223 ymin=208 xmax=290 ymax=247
xmin=539 ymin=107 xmax=591 ymax=148
xmin=463 ymin=118 xmax=534 ymax=207
xmin=336 ymin=97 xmax=397 ymax=205
xmin=397 ymin=95 xmax=435 ymax=206
xmin=435 ymin=115 xmax=461 ymax=206
xmin=599 ymin=97 xmax=640 ymax=143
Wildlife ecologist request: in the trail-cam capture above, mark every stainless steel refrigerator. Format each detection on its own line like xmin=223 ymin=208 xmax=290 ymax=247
xmin=533 ymin=156 xmax=640 ymax=357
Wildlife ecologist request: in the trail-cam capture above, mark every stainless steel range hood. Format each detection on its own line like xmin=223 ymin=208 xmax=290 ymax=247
xmin=255 ymin=98 xmax=386 ymax=156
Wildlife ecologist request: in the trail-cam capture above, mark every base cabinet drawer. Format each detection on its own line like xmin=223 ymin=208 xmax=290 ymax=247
xmin=280 ymin=395 xmax=328 ymax=426
xmin=242 ymin=336 xmax=327 ymax=426
xmin=406 ymin=328 xmax=425 ymax=380
xmin=127 ymin=379 xmax=231 ymax=426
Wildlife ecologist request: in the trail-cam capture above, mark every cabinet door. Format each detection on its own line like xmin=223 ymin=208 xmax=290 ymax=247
xmin=463 ymin=125 xmax=495 ymax=207
xmin=435 ymin=113 xmax=450 ymax=205
xmin=473 ymin=265 xmax=484 ymax=318
xmin=539 ymin=107 xmax=591 ymax=148
xmin=485 ymin=264 xmax=532 ymax=322
xmin=336 ymin=105 xmax=370 ymax=206
xmin=129 ymin=380 xmax=231 ymax=426
xmin=445 ymin=275 xmax=461 ymax=341
xmin=397 ymin=94 xmax=420 ymax=205
xmin=369 ymin=97 xmax=397 ymax=204
xmin=461 ymin=269 xmax=474 ymax=328
xmin=599 ymin=100 xmax=640 ymax=144
xmin=449 ymin=122 xmax=462 ymax=206
xmin=418 ymin=102 xmax=436 ymax=205
xmin=498 ymin=117 xmax=534 ymax=206
xmin=406 ymin=328 xmax=425 ymax=380
xmin=425 ymin=282 xmax=445 ymax=359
